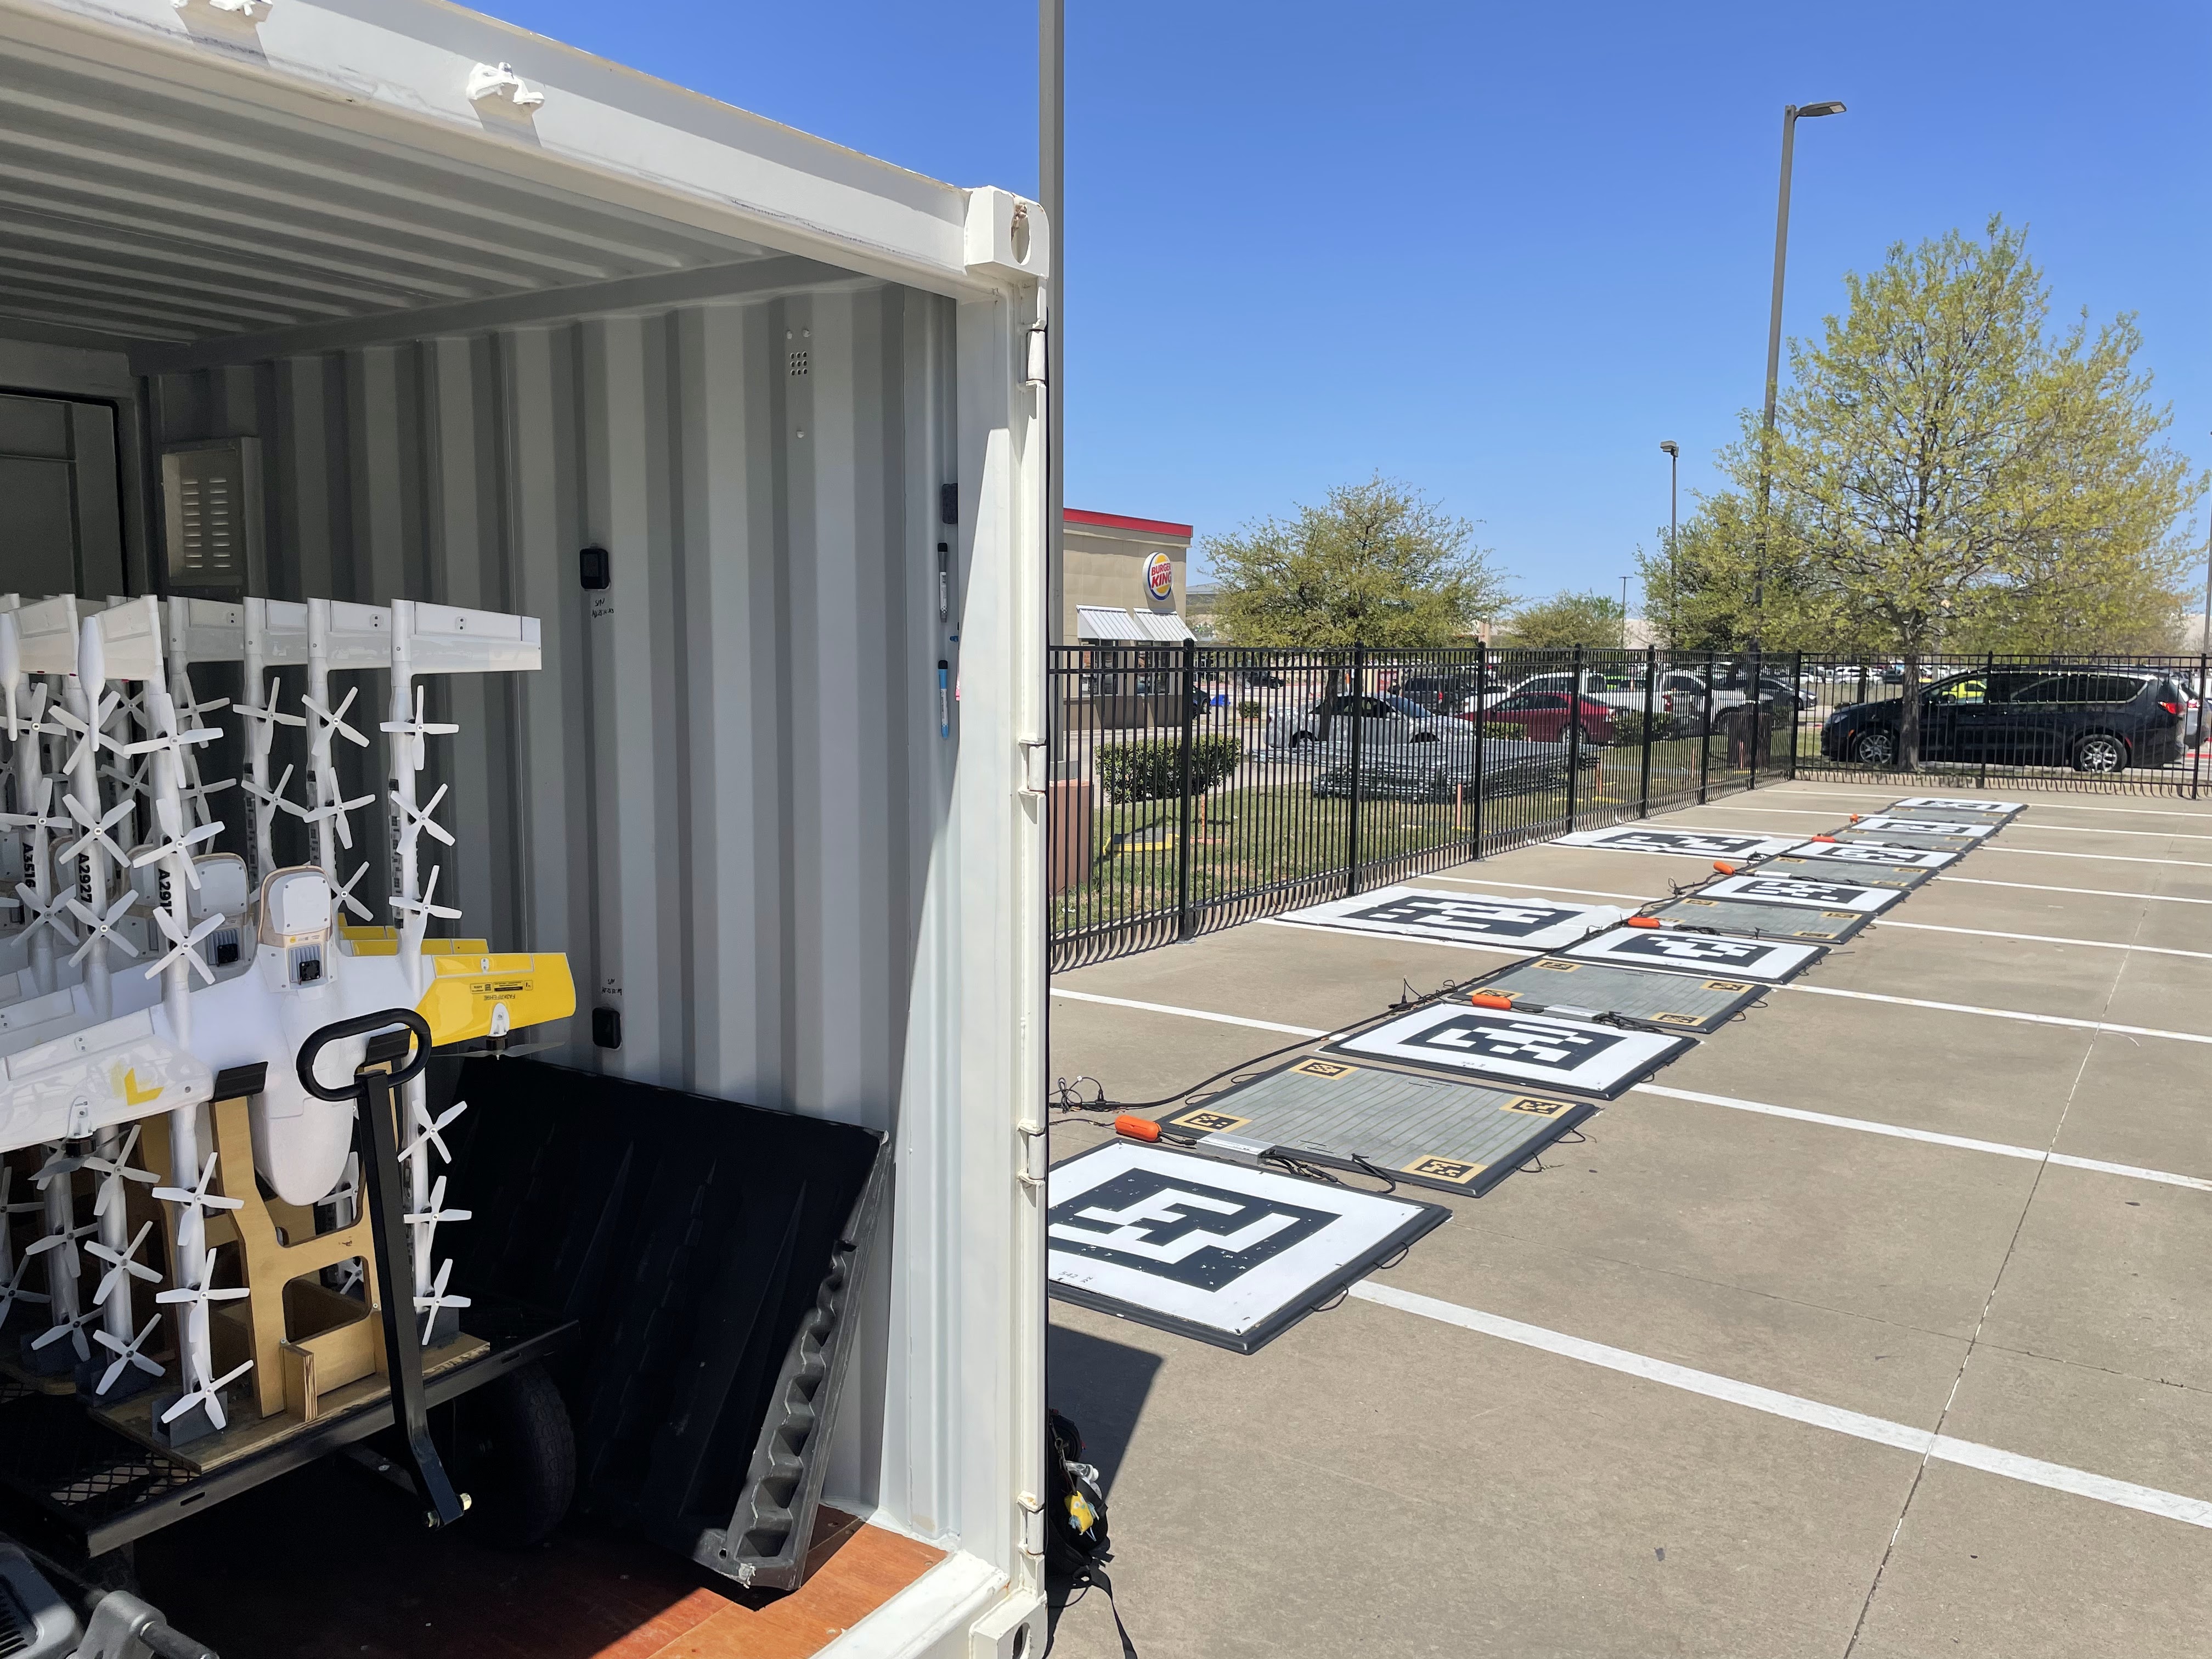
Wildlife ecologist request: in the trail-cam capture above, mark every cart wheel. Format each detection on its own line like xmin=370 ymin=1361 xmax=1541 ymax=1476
xmin=452 ymin=1362 xmax=575 ymax=1548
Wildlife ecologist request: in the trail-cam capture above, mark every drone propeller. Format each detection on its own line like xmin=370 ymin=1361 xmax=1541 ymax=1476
xmin=390 ymin=783 xmax=455 ymax=855
xmin=13 ymin=883 xmax=78 ymax=948
xmin=85 ymin=1220 xmax=161 ymax=1307
xmin=300 ymin=768 xmax=375 ymax=849
xmin=153 ymin=1153 xmax=245 ymax=1245
xmin=155 ymin=1247 xmax=252 ymax=1430
xmin=404 ymin=1176 xmax=471 ymax=1264
xmin=83 ymin=1125 xmax=159 ymax=1217
xmin=0 ymin=1252 xmax=49 ymax=1324
xmin=380 ymin=685 xmax=459 ymax=771
xmin=242 ymin=763 xmax=301 ymax=816
xmin=0 ymin=777 xmax=66 ymax=835
xmin=57 ymin=793 xmax=134 ymax=868
xmin=330 ymin=860 xmax=374 ymax=924
xmin=145 ymin=907 xmax=225 ymax=986
xmin=65 ymin=891 xmax=141 ymax=967
xmin=94 ymin=1314 xmax=166 ymax=1396
xmin=399 ymin=1099 xmax=467 ymax=1168
xmin=301 ymin=685 xmax=369 ymax=749
xmin=390 ymin=865 xmax=461 ymax=926
xmin=44 ymin=693 xmax=121 ymax=773
xmin=28 ymin=1306 xmax=96 ymax=1364
xmin=129 ymin=797 xmax=221 ymax=885
xmin=413 ymin=1256 xmax=471 ymax=1346
xmin=3 ymin=681 xmax=50 ymax=743
xmin=236 ymin=676 xmax=304 ymax=735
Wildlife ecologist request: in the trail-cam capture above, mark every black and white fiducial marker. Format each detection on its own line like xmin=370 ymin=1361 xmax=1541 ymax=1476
xmin=1844 ymin=815 xmax=1997 ymax=840
xmin=1279 ymin=885 xmax=1627 ymax=950
xmin=1562 ymin=924 xmax=1828 ymax=983
xmin=1555 ymin=825 xmax=1808 ymax=860
xmin=1330 ymin=1002 xmax=1694 ymax=1098
xmin=1890 ymin=797 xmax=2024 ymax=817
xmin=1781 ymin=839 xmax=1958 ymax=870
xmin=1699 ymin=873 xmax=1904 ymax=915
xmin=1046 ymin=1141 xmax=1447 ymax=1353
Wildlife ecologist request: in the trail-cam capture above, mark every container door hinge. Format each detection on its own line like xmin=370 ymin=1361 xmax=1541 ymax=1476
xmin=1017 ymin=1491 xmax=1046 ymax=1557
xmin=1018 ymin=740 xmax=1049 ymax=794
xmin=1022 ymin=324 xmax=1048 ymax=388
xmin=1017 ymin=1120 xmax=1048 ymax=1188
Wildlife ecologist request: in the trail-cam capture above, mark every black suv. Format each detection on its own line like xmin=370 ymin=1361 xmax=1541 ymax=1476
xmin=1820 ymin=667 xmax=2187 ymax=773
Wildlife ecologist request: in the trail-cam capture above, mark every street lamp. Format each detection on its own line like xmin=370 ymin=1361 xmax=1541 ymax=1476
xmin=1753 ymin=99 xmax=1846 ymax=650
xmin=1659 ymin=440 xmax=1679 ymax=644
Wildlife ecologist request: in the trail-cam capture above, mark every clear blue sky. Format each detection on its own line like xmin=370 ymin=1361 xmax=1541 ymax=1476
xmin=479 ymin=1 xmax=2209 ymax=608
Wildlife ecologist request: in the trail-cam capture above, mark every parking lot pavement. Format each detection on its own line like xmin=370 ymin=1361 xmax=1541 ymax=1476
xmin=1045 ymin=781 xmax=2212 ymax=1659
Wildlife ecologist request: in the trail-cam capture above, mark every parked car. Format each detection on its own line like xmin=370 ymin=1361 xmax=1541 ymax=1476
xmin=1393 ymin=672 xmax=1486 ymax=714
xmin=1471 ymin=687 xmax=1616 ymax=746
xmin=1820 ymin=667 xmax=2187 ymax=772
xmin=1265 ymin=692 xmax=1463 ymax=750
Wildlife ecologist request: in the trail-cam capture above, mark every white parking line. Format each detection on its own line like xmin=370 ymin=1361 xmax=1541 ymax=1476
xmin=1934 ymin=876 xmax=2212 ymax=906
xmin=1748 ymin=786 xmax=2212 ymax=820
xmin=1048 ymin=988 xmax=1325 ymax=1037
xmin=1632 ymin=1083 xmax=2212 ymax=1192
xmin=1686 ymin=806 xmax=2212 ymax=842
xmin=1974 ymin=846 xmax=2212 ymax=868
xmin=1785 ymin=984 xmax=2212 ymax=1045
xmin=1880 ymin=921 xmax=2212 ymax=961
xmin=1351 ymin=1280 xmax=2212 ymax=1531
xmin=1417 ymin=873 xmax=1654 ymax=903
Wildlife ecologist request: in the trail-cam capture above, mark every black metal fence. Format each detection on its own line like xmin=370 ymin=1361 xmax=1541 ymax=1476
xmin=1048 ymin=642 xmax=2212 ymax=969
xmin=1048 ymin=642 xmax=1797 ymax=970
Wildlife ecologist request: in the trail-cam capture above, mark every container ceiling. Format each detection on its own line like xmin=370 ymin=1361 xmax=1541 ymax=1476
xmin=0 ymin=38 xmax=778 ymax=348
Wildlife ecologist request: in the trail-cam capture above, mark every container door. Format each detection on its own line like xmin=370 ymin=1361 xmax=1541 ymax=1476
xmin=0 ymin=394 xmax=123 ymax=598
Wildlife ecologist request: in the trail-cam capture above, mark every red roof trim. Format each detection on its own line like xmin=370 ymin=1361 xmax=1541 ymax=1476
xmin=1065 ymin=508 xmax=1194 ymax=539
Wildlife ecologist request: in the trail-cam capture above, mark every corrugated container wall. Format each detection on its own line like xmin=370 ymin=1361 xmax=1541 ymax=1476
xmin=142 ymin=283 xmax=1009 ymax=1548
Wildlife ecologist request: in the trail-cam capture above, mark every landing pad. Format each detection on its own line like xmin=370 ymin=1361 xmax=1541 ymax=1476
xmin=1462 ymin=957 xmax=1764 ymax=1033
xmin=1160 ymin=1058 xmax=1598 ymax=1196
xmin=1331 ymin=1002 xmax=1694 ymax=1098
xmin=1753 ymin=854 xmax=1933 ymax=889
xmin=1562 ymin=925 xmax=1827 ymax=983
xmin=1651 ymin=895 xmax=1869 ymax=942
xmin=1835 ymin=827 xmax=1983 ymax=854
xmin=1556 ymin=826 xmax=1807 ymax=860
xmin=1279 ymin=885 xmax=1627 ymax=950
xmin=1847 ymin=815 xmax=1997 ymax=840
xmin=1891 ymin=797 xmax=2025 ymax=816
xmin=1699 ymin=874 xmax=1904 ymax=915
xmin=1776 ymin=839 xmax=1957 ymax=870
xmin=1046 ymin=1141 xmax=1447 ymax=1353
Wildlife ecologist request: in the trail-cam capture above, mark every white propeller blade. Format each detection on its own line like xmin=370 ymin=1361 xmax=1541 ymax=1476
xmin=29 ymin=1308 xmax=94 ymax=1363
xmin=57 ymin=793 xmax=134 ymax=867
xmin=13 ymin=883 xmax=79 ymax=947
xmin=390 ymin=864 xmax=461 ymax=924
xmin=0 ymin=1253 xmax=49 ymax=1322
xmin=46 ymin=693 xmax=120 ymax=772
xmin=0 ymin=777 xmax=66 ymax=833
xmin=66 ymin=891 xmax=142 ymax=966
xmin=330 ymin=860 xmax=374 ymax=923
xmin=237 ymin=676 xmax=303 ymax=732
xmin=145 ymin=907 xmax=225 ymax=986
xmin=413 ymin=1256 xmax=471 ymax=1344
xmin=302 ymin=685 xmax=368 ymax=748
xmin=400 ymin=1099 xmax=467 ymax=1167
xmin=86 ymin=1220 xmax=161 ymax=1306
xmin=95 ymin=1314 xmax=165 ymax=1395
xmin=153 ymin=1154 xmax=245 ymax=1242
xmin=380 ymin=685 xmax=460 ymax=770
xmin=162 ymin=1356 xmax=255 ymax=1432
xmin=84 ymin=1126 xmax=158 ymax=1216
xmin=243 ymin=764 xmax=302 ymax=816
xmin=390 ymin=783 xmax=454 ymax=853
xmin=405 ymin=1176 xmax=471 ymax=1261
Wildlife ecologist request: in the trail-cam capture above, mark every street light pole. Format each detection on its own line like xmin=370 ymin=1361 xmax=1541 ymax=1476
xmin=1659 ymin=439 xmax=1679 ymax=645
xmin=2199 ymin=430 xmax=2210 ymax=654
xmin=1621 ymin=574 xmax=1629 ymax=648
xmin=1754 ymin=99 xmax=1845 ymax=651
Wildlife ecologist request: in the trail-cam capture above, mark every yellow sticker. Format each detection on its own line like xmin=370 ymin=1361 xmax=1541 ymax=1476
xmin=1291 ymin=1059 xmax=1352 ymax=1080
xmin=120 ymin=1066 xmax=162 ymax=1107
xmin=1503 ymin=1096 xmax=1571 ymax=1118
xmin=1168 ymin=1109 xmax=1250 ymax=1135
xmin=1702 ymin=980 xmax=1754 ymax=993
xmin=1823 ymin=911 xmax=1858 ymax=919
xmin=1532 ymin=960 xmax=1577 ymax=973
xmin=1653 ymin=1012 xmax=1700 ymax=1026
xmin=1403 ymin=1155 xmax=1484 ymax=1185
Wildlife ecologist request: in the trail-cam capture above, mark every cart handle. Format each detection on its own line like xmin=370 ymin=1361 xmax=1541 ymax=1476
xmin=296 ymin=1008 xmax=433 ymax=1102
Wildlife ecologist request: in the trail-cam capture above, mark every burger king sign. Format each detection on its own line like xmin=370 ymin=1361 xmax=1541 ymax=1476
xmin=1144 ymin=550 xmax=1174 ymax=603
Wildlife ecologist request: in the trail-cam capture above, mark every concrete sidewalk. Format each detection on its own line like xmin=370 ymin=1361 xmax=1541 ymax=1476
xmin=1044 ymin=777 xmax=2212 ymax=1659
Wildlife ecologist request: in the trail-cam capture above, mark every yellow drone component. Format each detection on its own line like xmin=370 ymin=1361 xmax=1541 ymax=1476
xmin=414 ymin=952 xmax=576 ymax=1046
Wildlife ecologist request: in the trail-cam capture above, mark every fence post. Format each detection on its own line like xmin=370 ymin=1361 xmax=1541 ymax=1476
xmin=1746 ymin=646 xmax=1763 ymax=790
xmin=1639 ymin=644 xmax=1655 ymax=818
xmin=1470 ymin=641 xmax=1488 ymax=856
xmin=1978 ymin=650 xmax=1993 ymax=790
xmin=1698 ymin=647 xmax=1714 ymax=804
xmin=2196 ymin=654 xmax=2208 ymax=802
xmin=1564 ymin=644 xmax=1583 ymax=832
xmin=1789 ymin=650 xmax=1803 ymax=780
xmin=1175 ymin=636 xmax=1198 ymax=940
xmin=1344 ymin=641 xmax=1366 ymax=898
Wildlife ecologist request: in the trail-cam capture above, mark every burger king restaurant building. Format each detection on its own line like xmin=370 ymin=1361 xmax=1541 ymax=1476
xmin=1058 ymin=508 xmax=1196 ymax=645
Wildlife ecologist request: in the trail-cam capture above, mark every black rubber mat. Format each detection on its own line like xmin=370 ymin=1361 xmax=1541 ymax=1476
xmin=1700 ymin=873 xmax=1904 ymax=915
xmin=1753 ymin=853 xmax=1933 ymax=889
xmin=1833 ymin=827 xmax=1984 ymax=854
xmin=1651 ymin=895 xmax=1870 ymax=942
xmin=1774 ymin=839 xmax=1958 ymax=870
xmin=1889 ymin=797 xmax=2024 ymax=817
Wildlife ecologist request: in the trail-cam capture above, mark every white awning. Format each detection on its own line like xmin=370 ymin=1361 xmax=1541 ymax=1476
xmin=1126 ymin=610 xmax=1195 ymax=642
xmin=1076 ymin=606 xmax=1147 ymax=641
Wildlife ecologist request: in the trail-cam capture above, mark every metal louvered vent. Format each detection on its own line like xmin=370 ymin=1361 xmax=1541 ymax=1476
xmin=788 ymin=351 xmax=809 ymax=377
xmin=161 ymin=439 xmax=258 ymax=596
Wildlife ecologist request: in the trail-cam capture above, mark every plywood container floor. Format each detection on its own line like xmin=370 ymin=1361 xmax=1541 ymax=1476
xmin=136 ymin=1460 xmax=942 ymax=1659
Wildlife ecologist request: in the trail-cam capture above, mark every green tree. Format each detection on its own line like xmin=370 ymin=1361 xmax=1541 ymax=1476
xmin=1207 ymin=476 xmax=1513 ymax=647
xmin=1498 ymin=589 xmax=1626 ymax=648
xmin=1739 ymin=218 xmax=2200 ymax=765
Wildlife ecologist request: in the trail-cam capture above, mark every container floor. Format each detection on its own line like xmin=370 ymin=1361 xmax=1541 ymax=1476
xmin=136 ymin=1460 xmax=941 ymax=1659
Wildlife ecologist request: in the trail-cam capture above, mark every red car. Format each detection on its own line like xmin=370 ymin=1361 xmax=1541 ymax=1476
xmin=1466 ymin=687 xmax=1612 ymax=745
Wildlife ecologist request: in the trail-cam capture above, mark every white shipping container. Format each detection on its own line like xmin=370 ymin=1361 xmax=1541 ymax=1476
xmin=0 ymin=2 xmax=1049 ymax=1653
